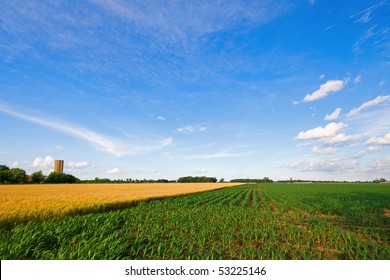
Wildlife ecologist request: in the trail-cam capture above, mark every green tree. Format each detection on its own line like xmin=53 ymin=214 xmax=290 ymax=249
xmin=8 ymin=168 xmax=27 ymax=184
xmin=177 ymin=176 xmax=217 ymax=183
xmin=0 ymin=170 xmax=11 ymax=184
xmin=31 ymin=171 xmax=45 ymax=184
xmin=374 ymin=178 xmax=387 ymax=183
xmin=46 ymin=172 xmax=80 ymax=184
xmin=0 ymin=165 xmax=10 ymax=172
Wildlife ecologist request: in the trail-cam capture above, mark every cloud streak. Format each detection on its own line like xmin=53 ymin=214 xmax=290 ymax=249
xmin=185 ymin=150 xmax=254 ymax=159
xmin=347 ymin=95 xmax=390 ymax=117
xmin=91 ymin=0 xmax=288 ymax=43
xmin=323 ymin=133 xmax=361 ymax=145
xmin=177 ymin=125 xmax=206 ymax=133
xmin=0 ymin=103 xmax=172 ymax=157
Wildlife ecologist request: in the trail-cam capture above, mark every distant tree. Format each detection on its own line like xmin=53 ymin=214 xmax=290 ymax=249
xmin=31 ymin=171 xmax=45 ymax=184
xmin=0 ymin=165 xmax=10 ymax=172
xmin=0 ymin=165 xmax=10 ymax=184
xmin=263 ymin=177 xmax=273 ymax=183
xmin=219 ymin=178 xmax=225 ymax=183
xmin=8 ymin=168 xmax=27 ymax=184
xmin=374 ymin=178 xmax=388 ymax=183
xmin=177 ymin=176 xmax=217 ymax=183
xmin=0 ymin=170 xmax=10 ymax=184
xmin=46 ymin=172 xmax=80 ymax=184
xmin=230 ymin=178 xmax=273 ymax=183
xmin=157 ymin=179 xmax=169 ymax=183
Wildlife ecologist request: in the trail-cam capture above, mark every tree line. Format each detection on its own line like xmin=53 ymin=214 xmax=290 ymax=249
xmin=177 ymin=176 xmax=218 ymax=183
xmin=0 ymin=165 xmax=220 ymax=185
xmin=230 ymin=177 xmax=273 ymax=183
xmin=0 ymin=165 xmax=79 ymax=184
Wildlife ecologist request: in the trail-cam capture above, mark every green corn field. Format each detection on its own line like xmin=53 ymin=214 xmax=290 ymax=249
xmin=0 ymin=183 xmax=389 ymax=260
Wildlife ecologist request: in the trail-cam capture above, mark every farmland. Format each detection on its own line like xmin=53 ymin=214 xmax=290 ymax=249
xmin=0 ymin=182 xmax=238 ymax=227
xmin=0 ymin=183 xmax=389 ymax=259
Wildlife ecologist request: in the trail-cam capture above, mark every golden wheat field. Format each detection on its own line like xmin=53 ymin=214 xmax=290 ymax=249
xmin=0 ymin=182 xmax=239 ymax=223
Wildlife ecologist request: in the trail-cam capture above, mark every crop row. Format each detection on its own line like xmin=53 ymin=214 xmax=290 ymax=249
xmin=0 ymin=183 xmax=389 ymax=260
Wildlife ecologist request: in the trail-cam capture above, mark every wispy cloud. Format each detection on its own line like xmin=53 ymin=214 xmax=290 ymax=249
xmin=354 ymin=10 xmax=372 ymax=23
xmin=303 ymin=80 xmax=346 ymax=102
xmin=347 ymin=95 xmax=390 ymax=117
xmin=177 ymin=125 xmax=206 ymax=134
xmin=91 ymin=0 xmax=288 ymax=43
xmin=324 ymin=108 xmax=342 ymax=121
xmin=289 ymin=157 xmax=359 ymax=173
xmin=185 ymin=150 xmax=254 ymax=159
xmin=323 ymin=25 xmax=336 ymax=31
xmin=312 ymin=146 xmax=337 ymax=155
xmin=354 ymin=75 xmax=362 ymax=83
xmin=67 ymin=161 xmax=90 ymax=169
xmin=349 ymin=1 xmax=387 ymax=21
xmin=368 ymin=157 xmax=390 ymax=173
xmin=0 ymin=103 xmax=172 ymax=157
xmin=323 ymin=133 xmax=362 ymax=145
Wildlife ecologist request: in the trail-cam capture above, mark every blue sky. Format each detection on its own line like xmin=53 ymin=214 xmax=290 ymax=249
xmin=1 ymin=0 xmax=389 ymax=181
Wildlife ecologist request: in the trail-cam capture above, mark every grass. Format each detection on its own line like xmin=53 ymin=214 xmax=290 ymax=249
xmin=0 ymin=183 xmax=389 ymax=259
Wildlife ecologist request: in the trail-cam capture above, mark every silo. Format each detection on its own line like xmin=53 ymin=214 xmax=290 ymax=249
xmin=54 ymin=160 xmax=64 ymax=173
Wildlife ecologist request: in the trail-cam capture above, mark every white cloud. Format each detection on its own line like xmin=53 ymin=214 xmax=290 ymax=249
xmin=366 ymin=132 xmax=390 ymax=145
xmin=289 ymin=160 xmax=306 ymax=170
xmin=354 ymin=75 xmax=362 ymax=83
xmin=290 ymin=157 xmax=359 ymax=173
xmin=368 ymin=157 xmax=390 ymax=173
xmin=10 ymin=161 xmax=19 ymax=167
xmin=67 ymin=161 xmax=90 ymax=169
xmin=323 ymin=133 xmax=361 ymax=145
xmin=294 ymin=122 xmax=347 ymax=140
xmin=177 ymin=125 xmax=206 ymax=133
xmin=358 ymin=145 xmax=384 ymax=159
xmin=0 ymin=103 xmax=172 ymax=157
xmin=157 ymin=116 xmax=166 ymax=121
xmin=303 ymin=80 xmax=345 ymax=102
xmin=107 ymin=167 xmax=121 ymax=175
xmin=324 ymin=108 xmax=342 ymax=121
xmin=367 ymin=145 xmax=383 ymax=152
xmin=319 ymin=74 xmax=325 ymax=79
xmin=33 ymin=156 xmax=54 ymax=167
xmin=312 ymin=146 xmax=337 ymax=154
xmin=347 ymin=95 xmax=390 ymax=117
